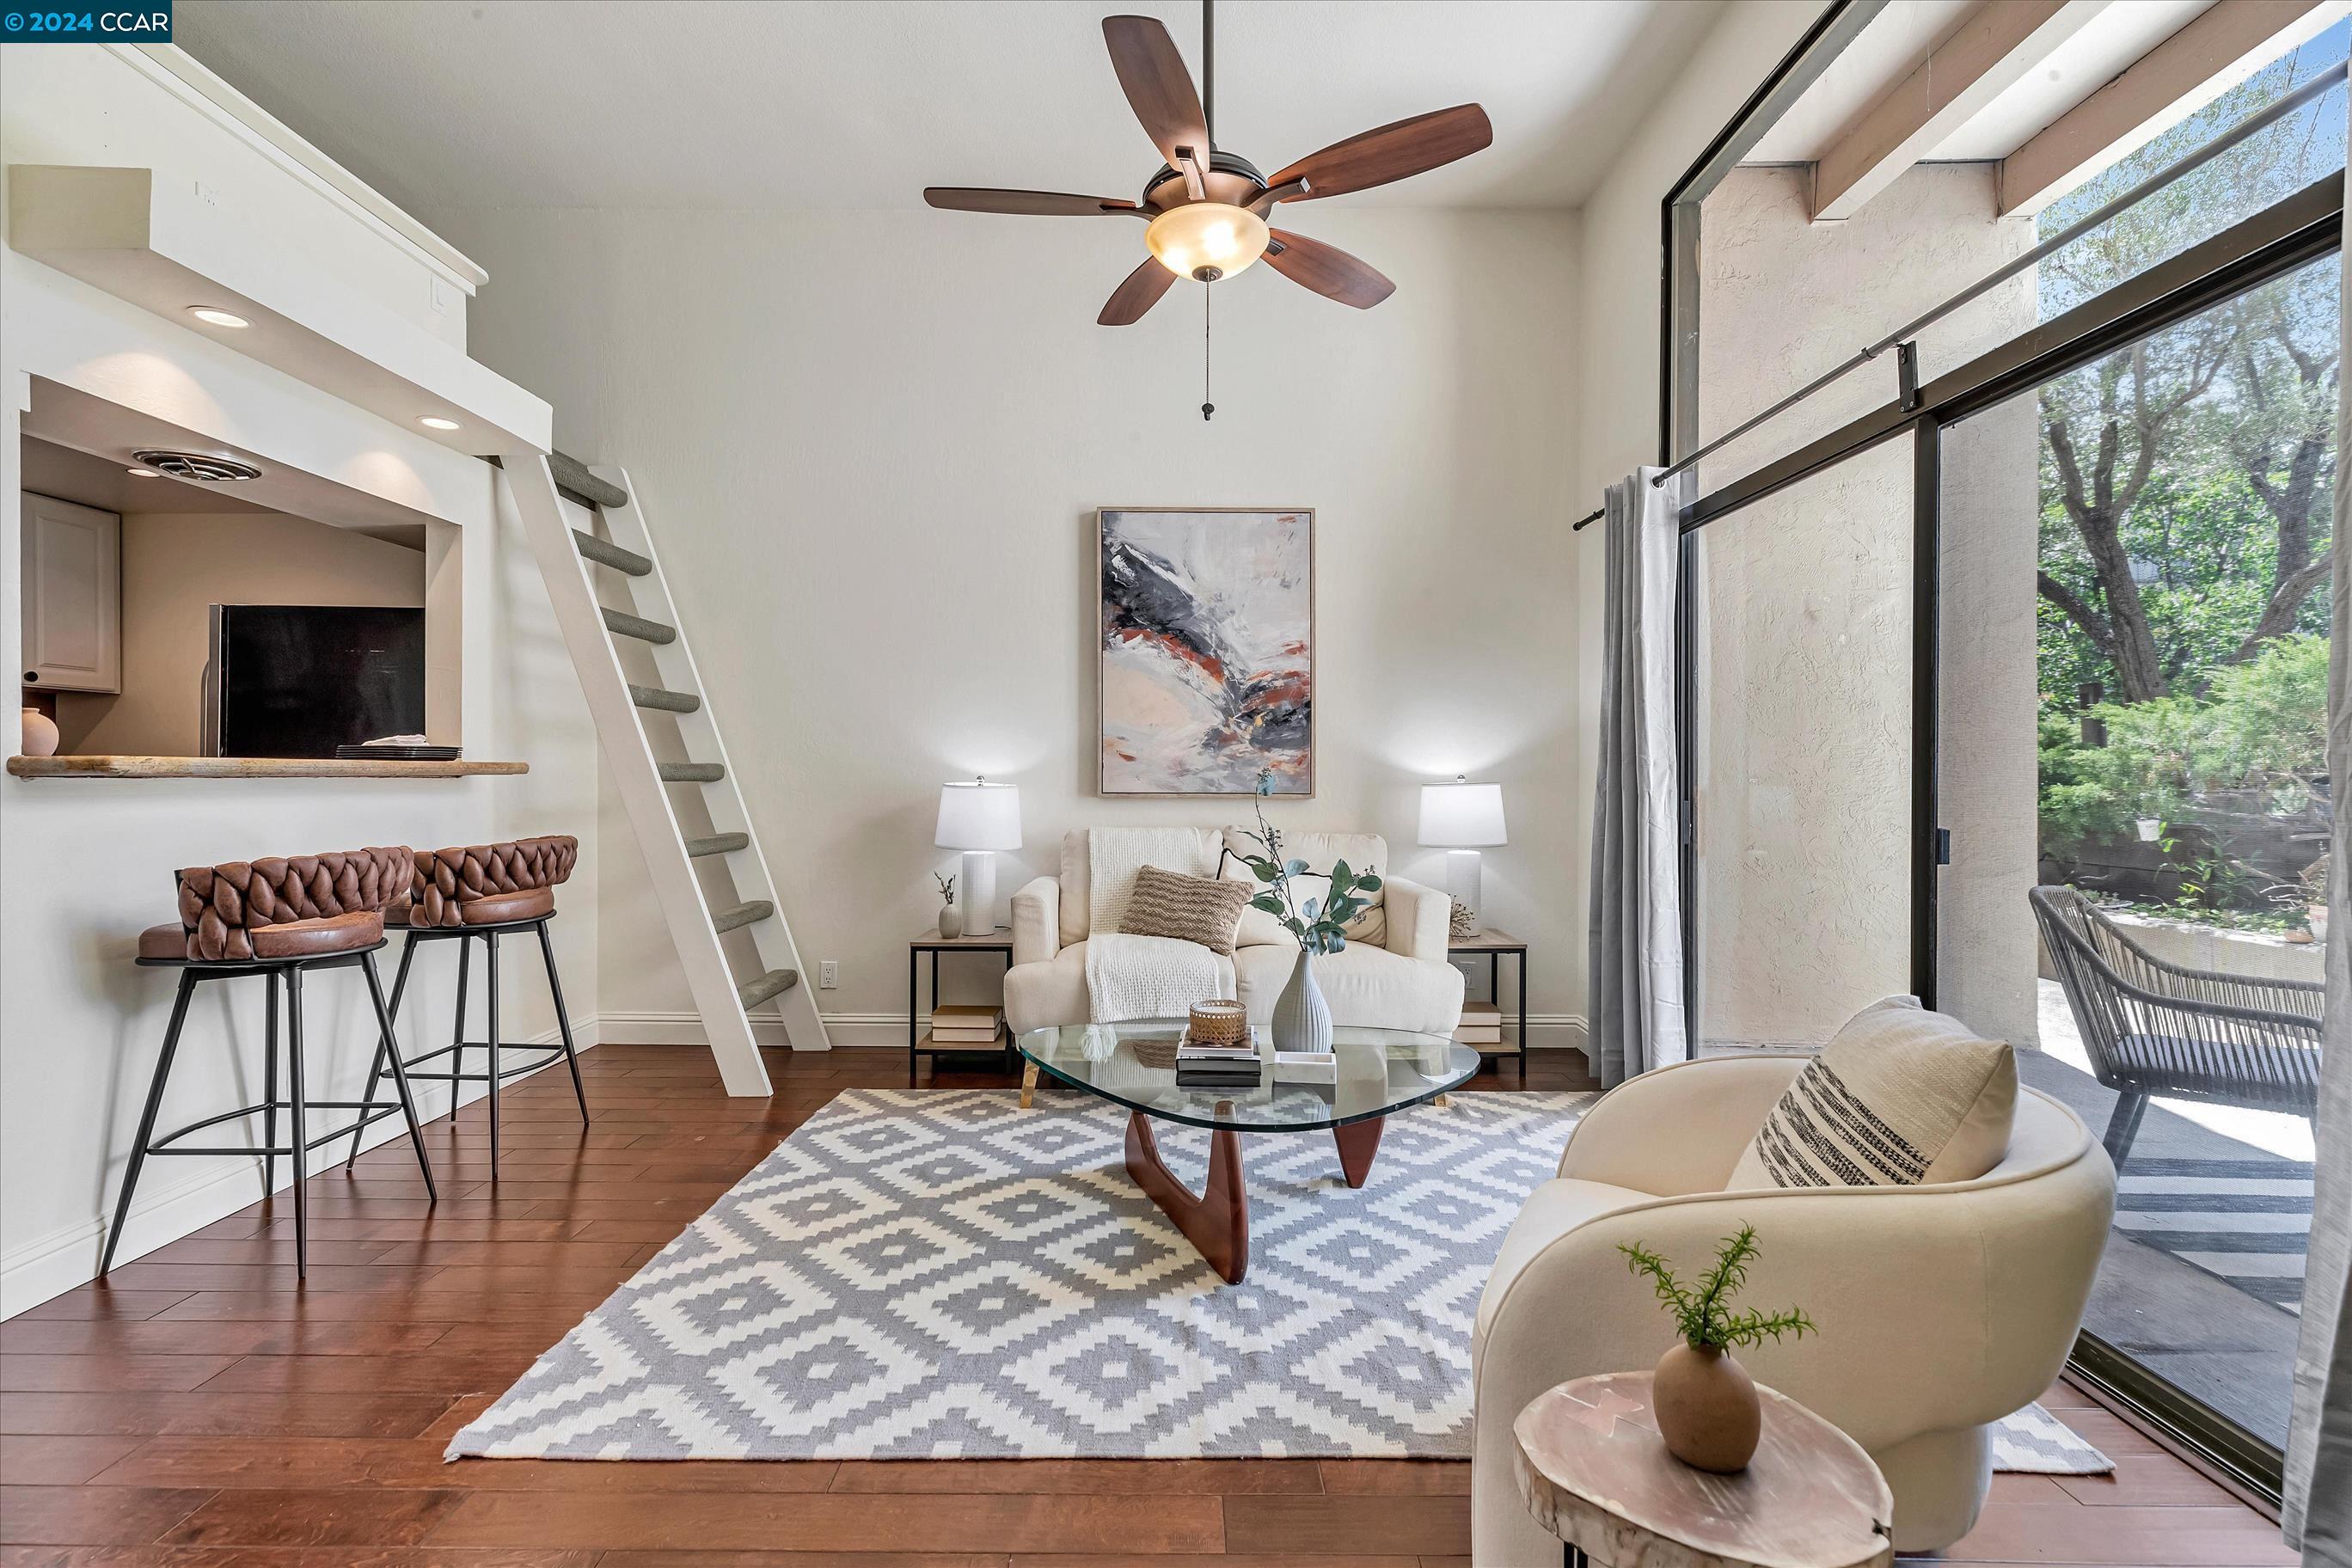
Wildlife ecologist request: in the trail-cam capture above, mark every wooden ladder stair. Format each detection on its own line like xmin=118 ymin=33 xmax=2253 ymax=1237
xmin=502 ymin=449 xmax=828 ymax=1093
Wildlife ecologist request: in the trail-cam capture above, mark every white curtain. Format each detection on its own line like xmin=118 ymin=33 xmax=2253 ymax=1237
xmin=2282 ymin=146 xmax=2351 ymax=1561
xmin=1586 ymin=468 xmax=1688 ymax=1088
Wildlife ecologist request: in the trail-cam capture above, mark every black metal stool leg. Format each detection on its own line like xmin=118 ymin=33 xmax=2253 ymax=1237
xmin=101 ymin=970 xmax=199 ymax=1277
xmin=285 ymin=963 xmax=309 ymax=1281
xmin=345 ymin=934 xmax=417 ymax=1171
xmin=261 ymin=970 xmax=279 ymax=1199
xmin=536 ymin=919 xmax=589 ymax=1126
xmin=362 ymin=951 xmax=438 ymax=1200
xmin=485 ymin=930 xmax=502 ymax=1174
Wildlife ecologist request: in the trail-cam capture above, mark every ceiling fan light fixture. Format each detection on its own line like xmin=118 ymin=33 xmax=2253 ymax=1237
xmin=1146 ymin=201 xmax=1268 ymax=283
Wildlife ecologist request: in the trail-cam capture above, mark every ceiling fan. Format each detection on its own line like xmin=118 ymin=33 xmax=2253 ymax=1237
xmin=923 ymin=3 xmax=1492 ymax=326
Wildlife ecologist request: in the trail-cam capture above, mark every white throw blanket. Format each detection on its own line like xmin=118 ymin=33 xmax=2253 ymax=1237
xmin=1086 ymin=933 xmax=1229 ymax=1024
xmin=1085 ymin=827 xmax=1227 ymax=1022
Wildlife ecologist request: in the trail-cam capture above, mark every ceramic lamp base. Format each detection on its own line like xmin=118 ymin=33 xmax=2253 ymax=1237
xmin=960 ymin=850 xmax=996 ymax=936
xmin=1445 ymin=849 xmax=1484 ymax=922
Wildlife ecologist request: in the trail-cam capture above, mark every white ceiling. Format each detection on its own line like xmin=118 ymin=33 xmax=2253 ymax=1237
xmin=1747 ymin=0 xmax=2214 ymax=164
xmin=173 ymin=0 xmax=1725 ymax=216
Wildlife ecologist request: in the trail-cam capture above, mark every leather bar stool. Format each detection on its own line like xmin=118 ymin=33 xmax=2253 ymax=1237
xmin=347 ymin=835 xmax=585 ymax=1173
xmin=106 ymin=846 xmax=438 ymax=1280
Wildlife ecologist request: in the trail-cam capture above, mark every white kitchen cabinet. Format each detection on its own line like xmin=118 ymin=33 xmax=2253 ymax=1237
xmin=21 ymin=492 xmax=121 ymax=693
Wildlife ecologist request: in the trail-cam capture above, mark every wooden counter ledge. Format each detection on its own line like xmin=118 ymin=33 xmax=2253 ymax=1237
xmin=8 ymin=755 xmax=530 ymax=780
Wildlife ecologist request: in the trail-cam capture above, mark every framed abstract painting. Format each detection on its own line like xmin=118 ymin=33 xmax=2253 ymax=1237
xmin=1098 ymin=506 xmax=1314 ymax=797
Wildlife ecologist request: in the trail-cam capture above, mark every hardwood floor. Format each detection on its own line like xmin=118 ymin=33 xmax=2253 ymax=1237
xmin=0 ymin=1044 xmax=2293 ymax=1565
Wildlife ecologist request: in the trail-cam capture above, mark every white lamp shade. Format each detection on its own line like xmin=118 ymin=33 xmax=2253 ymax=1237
xmin=935 ymin=781 xmax=1022 ymax=849
xmin=1418 ymin=781 xmax=1506 ymax=847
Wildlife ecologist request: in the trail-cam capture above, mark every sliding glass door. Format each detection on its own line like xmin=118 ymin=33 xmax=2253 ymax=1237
xmin=1932 ymin=252 xmax=2336 ymax=1472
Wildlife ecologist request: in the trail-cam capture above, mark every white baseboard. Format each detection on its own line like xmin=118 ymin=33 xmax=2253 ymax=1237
xmin=0 ymin=1020 xmax=597 ymax=1321
xmin=597 ymin=1010 xmax=1592 ymax=1051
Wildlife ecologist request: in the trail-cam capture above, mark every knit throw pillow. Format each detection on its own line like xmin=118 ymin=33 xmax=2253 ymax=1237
xmin=1728 ymin=997 xmax=2018 ymax=1189
xmin=1119 ymin=866 xmax=1253 ymax=957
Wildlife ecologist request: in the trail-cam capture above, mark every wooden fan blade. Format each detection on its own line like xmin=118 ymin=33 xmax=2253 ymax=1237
xmin=1103 ymin=15 xmax=1210 ymax=171
xmin=925 ymin=187 xmax=1139 ymax=217
xmin=1099 ymin=255 xmax=1178 ymax=326
xmin=1269 ymin=104 xmax=1493 ymax=200
xmin=1265 ymin=230 xmax=1395 ymax=309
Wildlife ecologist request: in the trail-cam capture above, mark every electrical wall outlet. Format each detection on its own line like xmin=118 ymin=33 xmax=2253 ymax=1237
xmin=819 ymin=960 xmax=839 ymax=989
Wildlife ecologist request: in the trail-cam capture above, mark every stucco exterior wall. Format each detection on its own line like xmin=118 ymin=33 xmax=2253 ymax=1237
xmin=1691 ymin=164 xmax=2038 ymax=1047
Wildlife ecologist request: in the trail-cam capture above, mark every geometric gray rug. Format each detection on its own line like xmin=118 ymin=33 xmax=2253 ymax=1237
xmin=1991 ymin=1400 xmax=2112 ymax=1474
xmin=450 ymin=1086 xmax=1592 ymax=1461
xmin=445 ymin=1086 xmax=2105 ymax=1472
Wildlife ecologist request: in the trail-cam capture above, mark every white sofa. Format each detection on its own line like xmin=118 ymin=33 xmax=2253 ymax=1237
xmin=1003 ymin=826 xmax=1464 ymax=1036
xmin=1471 ymin=1054 xmax=2116 ymax=1562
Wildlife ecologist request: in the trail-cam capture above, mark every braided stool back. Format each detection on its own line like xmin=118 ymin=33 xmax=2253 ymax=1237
xmin=175 ymin=846 xmax=413 ymax=961
xmin=407 ymin=836 xmax=579 ymax=928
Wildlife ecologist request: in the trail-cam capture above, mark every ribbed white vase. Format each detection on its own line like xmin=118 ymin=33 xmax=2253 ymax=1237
xmin=1271 ymin=951 xmax=1332 ymax=1054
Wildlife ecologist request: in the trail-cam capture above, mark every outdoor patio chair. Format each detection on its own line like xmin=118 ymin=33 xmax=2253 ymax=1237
xmin=2030 ymin=885 xmax=2323 ymax=1168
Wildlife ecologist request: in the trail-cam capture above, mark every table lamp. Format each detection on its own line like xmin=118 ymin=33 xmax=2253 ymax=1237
xmin=1418 ymin=775 xmax=1506 ymax=921
xmin=935 ymin=777 xmax=1021 ymax=934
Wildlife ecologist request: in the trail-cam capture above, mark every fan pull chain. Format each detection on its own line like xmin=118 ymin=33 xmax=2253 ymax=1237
xmin=1202 ymin=284 xmax=1215 ymax=421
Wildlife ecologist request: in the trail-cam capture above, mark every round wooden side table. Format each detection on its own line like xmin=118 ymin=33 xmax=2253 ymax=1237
xmin=1511 ymin=1370 xmax=1894 ymax=1568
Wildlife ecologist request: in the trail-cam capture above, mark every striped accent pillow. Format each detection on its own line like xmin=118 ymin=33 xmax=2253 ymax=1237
xmin=1729 ymin=998 xmax=2018 ymax=1189
xmin=1119 ymin=865 xmax=1253 ymax=957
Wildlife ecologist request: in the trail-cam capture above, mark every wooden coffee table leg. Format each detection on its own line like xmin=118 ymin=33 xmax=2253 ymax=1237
xmin=1332 ymin=1116 xmax=1384 ymax=1188
xmin=1125 ymin=1109 xmax=1248 ymax=1283
xmin=1019 ymin=1061 xmax=1038 ymax=1109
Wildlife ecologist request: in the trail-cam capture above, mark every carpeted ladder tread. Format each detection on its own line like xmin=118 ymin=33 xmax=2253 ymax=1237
xmin=602 ymin=606 xmax=676 ymax=644
xmin=712 ymin=900 xmax=773 ymax=934
xmin=574 ymin=530 xmax=652 ymax=576
xmin=629 ymin=683 xmax=700 ymax=714
xmin=658 ymin=760 xmax=725 ymax=782
xmin=548 ymin=450 xmax=630 ymax=510
xmin=686 ymin=833 xmax=750 ymax=857
xmin=738 ymin=969 xmax=799 ymax=1008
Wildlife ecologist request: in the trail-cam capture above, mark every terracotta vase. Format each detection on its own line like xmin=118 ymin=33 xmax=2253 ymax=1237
xmin=1651 ymin=1341 xmax=1761 ymax=1473
xmin=18 ymin=707 xmax=58 ymax=758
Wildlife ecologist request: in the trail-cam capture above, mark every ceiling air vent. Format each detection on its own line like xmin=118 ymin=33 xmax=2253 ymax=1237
xmin=131 ymin=449 xmax=261 ymax=482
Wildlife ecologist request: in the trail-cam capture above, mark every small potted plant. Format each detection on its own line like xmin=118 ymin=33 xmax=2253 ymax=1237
xmin=1234 ymin=769 xmax=1380 ymax=1053
xmin=1619 ymin=1224 xmax=1814 ymax=1473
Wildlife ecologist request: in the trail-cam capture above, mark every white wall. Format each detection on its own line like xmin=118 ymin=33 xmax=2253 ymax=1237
xmin=0 ymin=54 xmax=596 ymax=1315
xmin=52 ymin=509 xmax=426 ymax=756
xmin=432 ymin=205 xmax=1583 ymax=1044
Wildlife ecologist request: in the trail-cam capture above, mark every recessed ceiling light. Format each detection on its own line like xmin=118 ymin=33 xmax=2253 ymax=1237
xmin=126 ymin=467 xmax=162 ymax=478
xmin=187 ymin=306 xmax=250 ymax=328
xmin=417 ymin=415 xmax=461 ymax=431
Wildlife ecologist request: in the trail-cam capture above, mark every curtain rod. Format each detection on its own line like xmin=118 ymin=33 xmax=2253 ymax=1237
xmin=1571 ymin=59 xmax=2349 ymax=534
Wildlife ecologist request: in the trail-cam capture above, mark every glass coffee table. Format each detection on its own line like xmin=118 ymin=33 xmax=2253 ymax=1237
xmin=1017 ymin=1020 xmax=1479 ymax=1283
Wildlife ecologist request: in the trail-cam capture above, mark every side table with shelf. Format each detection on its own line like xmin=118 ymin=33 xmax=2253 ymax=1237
xmin=1512 ymin=1370 xmax=1894 ymax=1568
xmin=907 ymin=928 xmax=1014 ymax=1086
xmin=1449 ymin=928 xmax=1528 ymax=1077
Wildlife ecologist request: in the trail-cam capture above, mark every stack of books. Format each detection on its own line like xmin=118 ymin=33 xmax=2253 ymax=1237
xmin=1174 ymin=1032 xmax=1263 ymax=1089
xmin=929 ymin=1004 xmax=1003 ymax=1047
xmin=1455 ymin=1001 xmax=1504 ymax=1050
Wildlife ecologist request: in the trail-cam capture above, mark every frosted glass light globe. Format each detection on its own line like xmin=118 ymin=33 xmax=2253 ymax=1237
xmin=1146 ymin=201 xmax=1270 ymax=282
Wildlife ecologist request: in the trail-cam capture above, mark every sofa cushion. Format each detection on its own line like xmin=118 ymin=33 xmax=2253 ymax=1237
xmin=1218 ymin=831 xmax=1387 ymax=948
xmin=1728 ymin=997 xmax=2018 ymax=1189
xmin=1231 ymin=940 xmax=1463 ymax=1036
xmin=1120 ymin=866 xmax=1251 ymax=955
xmin=1474 ymin=1177 xmax=1653 ymax=1346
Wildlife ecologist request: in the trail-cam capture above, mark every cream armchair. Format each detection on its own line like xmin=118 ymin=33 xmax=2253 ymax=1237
xmin=1003 ymin=827 xmax=1463 ymax=1037
xmin=1472 ymin=1055 xmax=2115 ymax=1563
